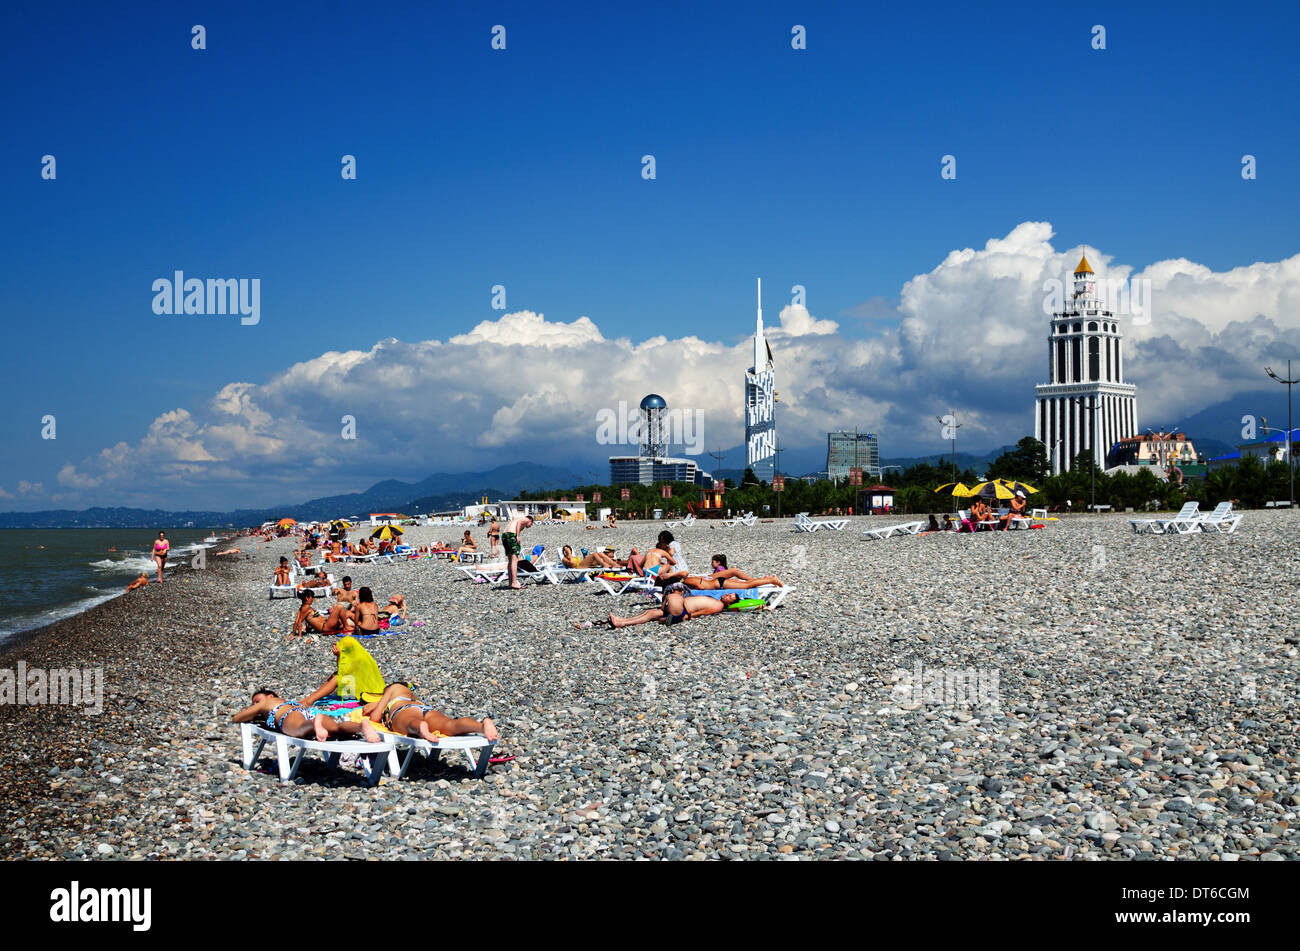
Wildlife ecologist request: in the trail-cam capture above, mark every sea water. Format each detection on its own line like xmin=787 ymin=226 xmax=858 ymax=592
xmin=0 ymin=528 xmax=224 ymax=643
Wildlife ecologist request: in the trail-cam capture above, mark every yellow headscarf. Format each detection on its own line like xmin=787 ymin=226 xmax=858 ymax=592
xmin=335 ymin=636 xmax=385 ymax=702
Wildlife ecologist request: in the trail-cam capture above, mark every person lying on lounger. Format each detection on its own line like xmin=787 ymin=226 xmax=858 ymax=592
xmin=659 ymin=554 xmax=783 ymax=588
xmin=606 ymin=589 xmax=740 ymax=628
xmin=232 ymin=688 xmax=382 ymax=743
xmin=362 ymin=682 xmax=499 ymax=742
xmin=292 ymin=590 xmax=353 ymax=638
xmin=561 ymin=545 xmax=618 ymax=569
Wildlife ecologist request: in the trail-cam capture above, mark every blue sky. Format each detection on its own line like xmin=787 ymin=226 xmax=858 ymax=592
xmin=2 ymin=1 xmax=1298 ymax=509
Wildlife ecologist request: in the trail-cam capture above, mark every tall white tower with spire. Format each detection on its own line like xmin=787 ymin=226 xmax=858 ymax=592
xmin=1034 ymin=253 xmax=1139 ymax=475
xmin=745 ymin=278 xmax=777 ymax=480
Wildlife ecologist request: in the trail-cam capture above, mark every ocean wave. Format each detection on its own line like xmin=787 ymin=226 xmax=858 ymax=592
xmin=90 ymin=555 xmax=155 ymax=574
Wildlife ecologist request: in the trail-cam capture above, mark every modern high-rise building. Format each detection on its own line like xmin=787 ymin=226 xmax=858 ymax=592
xmin=1034 ymin=253 xmax=1139 ymax=474
xmin=745 ymin=279 xmax=777 ymax=481
xmin=827 ymin=431 xmax=879 ymax=480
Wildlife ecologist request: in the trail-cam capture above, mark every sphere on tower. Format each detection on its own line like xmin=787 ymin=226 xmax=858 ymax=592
xmin=639 ymin=394 xmax=668 ymax=458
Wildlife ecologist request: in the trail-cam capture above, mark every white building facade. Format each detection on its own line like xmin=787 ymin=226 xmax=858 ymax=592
xmin=745 ymin=279 xmax=777 ymax=481
xmin=1034 ymin=254 xmax=1139 ymax=474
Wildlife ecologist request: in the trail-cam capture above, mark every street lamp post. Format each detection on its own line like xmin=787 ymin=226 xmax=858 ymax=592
xmin=1265 ymin=361 xmax=1298 ymax=508
xmin=936 ymin=411 xmax=962 ymax=513
xmin=1072 ymin=398 xmax=1097 ymax=511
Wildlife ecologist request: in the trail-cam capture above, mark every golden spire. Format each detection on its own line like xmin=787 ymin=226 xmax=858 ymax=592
xmin=1074 ymin=253 xmax=1094 ymax=275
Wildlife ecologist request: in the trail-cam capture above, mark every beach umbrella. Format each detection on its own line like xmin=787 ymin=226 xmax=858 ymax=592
xmin=934 ymin=482 xmax=974 ymax=497
xmin=995 ymin=479 xmax=1037 ymax=496
xmin=370 ymin=524 xmax=405 ymax=540
xmin=277 ymin=517 xmax=296 ymax=528
xmin=331 ymin=519 xmax=352 ymax=529
xmin=970 ymin=481 xmax=1016 ymax=500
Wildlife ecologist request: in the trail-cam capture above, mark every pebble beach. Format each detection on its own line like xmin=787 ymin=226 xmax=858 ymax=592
xmin=2 ymin=513 xmax=1297 ymax=861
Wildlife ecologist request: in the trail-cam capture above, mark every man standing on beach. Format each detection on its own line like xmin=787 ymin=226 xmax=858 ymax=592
xmin=502 ymin=514 xmax=533 ymax=589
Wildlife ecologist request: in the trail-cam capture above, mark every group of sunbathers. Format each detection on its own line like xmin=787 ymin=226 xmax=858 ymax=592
xmin=926 ymin=491 xmax=1030 ymax=533
xmin=232 ymin=637 xmax=497 ymax=744
xmin=289 ymin=576 xmax=408 ymax=638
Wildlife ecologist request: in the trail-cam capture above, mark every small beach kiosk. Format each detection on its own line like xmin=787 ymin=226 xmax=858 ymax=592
xmin=863 ymin=484 xmax=895 ymax=515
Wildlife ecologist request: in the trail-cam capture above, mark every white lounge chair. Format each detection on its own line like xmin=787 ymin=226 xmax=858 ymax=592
xmin=796 ymin=512 xmax=850 ymax=532
xmin=384 ymin=732 xmax=497 ymax=779
xmin=239 ymin=723 xmax=395 ymax=786
xmin=861 ymin=520 xmax=925 ymax=540
xmin=270 ymin=566 xmax=301 ymax=599
xmin=721 ymin=511 xmax=757 ymax=528
xmin=1130 ymin=501 xmax=1199 ymax=535
xmin=666 ymin=513 xmax=697 ymax=528
xmin=1193 ymin=501 xmax=1242 ymax=534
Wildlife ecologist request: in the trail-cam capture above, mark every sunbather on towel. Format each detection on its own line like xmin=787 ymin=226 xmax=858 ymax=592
xmin=382 ymin=593 xmax=407 ymax=621
xmin=362 ymin=683 xmax=499 ymax=742
xmin=608 ymin=590 xmax=740 ymax=628
xmin=233 ymin=689 xmax=382 ymax=743
xmin=292 ymin=590 xmax=352 ymax=637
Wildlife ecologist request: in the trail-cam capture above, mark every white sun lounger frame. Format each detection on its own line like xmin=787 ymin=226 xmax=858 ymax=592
xmin=240 ymin=722 xmax=395 ymax=786
xmin=384 ymin=733 xmax=497 ymax=779
xmin=861 ymin=520 xmax=925 ymax=540
xmin=795 ymin=512 xmax=850 ymax=532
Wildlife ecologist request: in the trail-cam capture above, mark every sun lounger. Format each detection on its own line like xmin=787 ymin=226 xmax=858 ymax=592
xmin=666 ymin=513 xmax=696 ymax=528
xmin=239 ymin=722 xmax=395 ymax=786
xmin=384 ymin=733 xmax=497 ymax=779
xmin=795 ymin=512 xmax=850 ymax=532
xmin=1193 ymin=501 xmax=1242 ymax=534
xmin=861 ymin=520 xmax=925 ymax=540
xmin=270 ymin=566 xmax=302 ymax=599
xmin=592 ymin=571 xmax=657 ymax=596
xmin=1129 ymin=501 xmax=1199 ymax=535
xmin=720 ymin=511 xmax=757 ymax=528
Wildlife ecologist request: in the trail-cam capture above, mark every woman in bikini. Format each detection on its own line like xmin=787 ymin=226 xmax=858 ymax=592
xmin=232 ymin=688 xmax=381 ymax=743
xmin=291 ymin=589 xmax=352 ymax=638
xmin=362 ymin=682 xmax=498 ymax=742
xmin=353 ymin=587 xmax=382 ymax=635
xmin=457 ymin=530 xmax=478 ymax=556
xmin=488 ymin=518 xmax=501 ymax=558
xmin=152 ymin=531 xmax=169 ymax=583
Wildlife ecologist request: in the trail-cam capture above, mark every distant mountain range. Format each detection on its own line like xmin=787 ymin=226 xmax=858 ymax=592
xmin=0 ymin=412 xmax=1256 ymax=528
xmin=0 ymin=463 xmax=585 ymax=529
